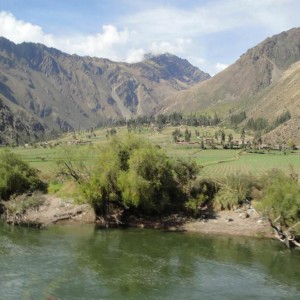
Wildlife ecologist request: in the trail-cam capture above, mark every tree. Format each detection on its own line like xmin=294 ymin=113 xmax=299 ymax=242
xmin=259 ymin=170 xmax=300 ymax=248
xmin=200 ymin=140 xmax=205 ymax=149
xmin=72 ymin=135 xmax=200 ymax=216
xmin=230 ymin=111 xmax=246 ymax=127
xmin=118 ymin=147 xmax=177 ymax=213
xmin=240 ymin=128 xmax=246 ymax=148
xmin=0 ymin=149 xmax=44 ymax=200
xmin=228 ymin=133 xmax=233 ymax=148
xmin=56 ymin=145 xmax=92 ymax=183
xmin=184 ymin=128 xmax=191 ymax=142
xmin=221 ymin=131 xmax=226 ymax=145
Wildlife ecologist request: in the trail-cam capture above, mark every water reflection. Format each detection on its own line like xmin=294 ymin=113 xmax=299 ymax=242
xmin=0 ymin=223 xmax=300 ymax=299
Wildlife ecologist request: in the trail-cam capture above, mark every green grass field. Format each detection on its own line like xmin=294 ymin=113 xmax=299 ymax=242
xmin=10 ymin=125 xmax=300 ymax=179
xmin=200 ymin=152 xmax=300 ymax=178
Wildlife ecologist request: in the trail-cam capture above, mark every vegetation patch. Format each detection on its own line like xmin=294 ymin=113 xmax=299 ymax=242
xmin=0 ymin=149 xmax=45 ymax=200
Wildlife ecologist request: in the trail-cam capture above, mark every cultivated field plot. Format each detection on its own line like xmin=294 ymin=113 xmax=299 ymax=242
xmin=201 ymin=152 xmax=300 ymax=178
xmin=13 ymin=145 xmax=97 ymax=175
xmin=10 ymin=126 xmax=299 ymax=180
xmin=13 ymin=147 xmax=61 ymax=174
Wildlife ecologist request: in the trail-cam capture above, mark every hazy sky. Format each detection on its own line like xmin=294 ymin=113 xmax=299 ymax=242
xmin=0 ymin=0 xmax=299 ymax=75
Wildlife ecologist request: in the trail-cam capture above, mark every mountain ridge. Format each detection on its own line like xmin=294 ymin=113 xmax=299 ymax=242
xmin=0 ymin=37 xmax=210 ymax=142
xmin=1 ymin=27 xmax=300 ymax=144
xmin=162 ymin=27 xmax=300 ymax=114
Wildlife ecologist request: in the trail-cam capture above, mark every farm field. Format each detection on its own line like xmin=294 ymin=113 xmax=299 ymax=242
xmin=200 ymin=152 xmax=300 ymax=178
xmin=9 ymin=125 xmax=300 ymax=179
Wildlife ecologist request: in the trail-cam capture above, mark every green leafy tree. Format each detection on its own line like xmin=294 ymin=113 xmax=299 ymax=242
xmin=221 ymin=131 xmax=226 ymax=145
xmin=240 ymin=128 xmax=246 ymax=148
xmin=184 ymin=128 xmax=191 ymax=142
xmin=71 ymin=135 xmax=200 ymax=216
xmin=259 ymin=170 xmax=300 ymax=228
xmin=118 ymin=147 xmax=177 ymax=213
xmin=257 ymin=169 xmax=300 ymax=247
xmin=0 ymin=149 xmax=44 ymax=200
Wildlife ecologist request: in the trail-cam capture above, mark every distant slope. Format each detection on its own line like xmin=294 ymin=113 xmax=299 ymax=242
xmin=250 ymin=61 xmax=300 ymax=144
xmin=0 ymin=97 xmax=45 ymax=144
xmin=0 ymin=37 xmax=209 ymax=140
xmin=247 ymin=61 xmax=300 ymax=120
xmin=162 ymin=28 xmax=300 ymax=114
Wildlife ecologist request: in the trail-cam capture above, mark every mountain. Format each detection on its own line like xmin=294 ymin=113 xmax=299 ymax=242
xmin=248 ymin=60 xmax=300 ymax=145
xmin=0 ymin=37 xmax=209 ymax=142
xmin=2 ymin=27 xmax=300 ymax=145
xmin=0 ymin=98 xmax=45 ymax=145
xmin=162 ymin=28 xmax=300 ymax=118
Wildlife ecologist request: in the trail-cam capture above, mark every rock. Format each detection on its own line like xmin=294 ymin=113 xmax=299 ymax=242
xmin=239 ymin=212 xmax=249 ymax=219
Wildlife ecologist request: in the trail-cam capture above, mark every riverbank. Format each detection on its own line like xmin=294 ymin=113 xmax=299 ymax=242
xmin=182 ymin=211 xmax=272 ymax=237
xmin=2 ymin=194 xmax=272 ymax=238
xmin=3 ymin=195 xmax=96 ymax=228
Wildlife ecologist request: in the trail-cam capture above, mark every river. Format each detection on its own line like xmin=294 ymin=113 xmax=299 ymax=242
xmin=0 ymin=222 xmax=300 ymax=299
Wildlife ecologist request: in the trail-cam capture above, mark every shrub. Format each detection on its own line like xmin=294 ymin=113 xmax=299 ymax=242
xmin=213 ymin=174 xmax=260 ymax=210
xmin=0 ymin=149 xmax=44 ymax=200
xmin=185 ymin=179 xmax=217 ymax=216
xmin=259 ymin=170 xmax=300 ymax=228
xmin=70 ymin=135 xmax=200 ymax=215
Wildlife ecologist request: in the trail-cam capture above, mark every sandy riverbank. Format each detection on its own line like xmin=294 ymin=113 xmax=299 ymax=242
xmin=182 ymin=210 xmax=272 ymax=238
xmin=3 ymin=195 xmax=272 ymax=238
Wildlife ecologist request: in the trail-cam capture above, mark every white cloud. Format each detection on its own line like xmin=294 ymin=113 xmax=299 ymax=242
xmin=1 ymin=0 xmax=300 ymax=75
xmin=150 ymin=38 xmax=191 ymax=55
xmin=0 ymin=11 xmax=54 ymax=44
xmin=0 ymin=11 xmax=128 ymax=60
xmin=126 ymin=48 xmax=145 ymax=63
xmin=58 ymin=25 xmax=129 ymax=58
xmin=120 ymin=0 xmax=300 ymax=45
xmin=215 ymin=62 xmax=229 ymax=73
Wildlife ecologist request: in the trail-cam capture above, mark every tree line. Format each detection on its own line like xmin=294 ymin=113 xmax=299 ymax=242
xmin=230 ymin=110 xmax=291 ymax=133
xmin=95 ymin=112 xmax=221 ymax=131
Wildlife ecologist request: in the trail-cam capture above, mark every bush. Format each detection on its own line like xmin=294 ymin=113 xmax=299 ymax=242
xmin=213 ymin=174 xmax=260 ymax=210
xmin=73 ymin=135 xmax=200 ymax=215
xmin=185 ymin=179 xmax=217 ymax=216
xmin=0 ymin=149 xmax=44 ymax=200
xmin=259 ymin=170 xmax=300 ymax=228
xmin=214 ymin=188 xmax=240 ymax=211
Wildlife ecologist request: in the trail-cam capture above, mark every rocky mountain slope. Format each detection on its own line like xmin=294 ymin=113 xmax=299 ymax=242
xmin=250 ymin=60 xmax=300 ymax=144
xmin=1 ymin=27 xmax=300 ymax=144
xmin=0 ymin=97 xmax=45 ymax=145
xmin=0 ymin=37 xmax=209 ymax=142
xmin=162 ymin=28 xmax=300 ymax=118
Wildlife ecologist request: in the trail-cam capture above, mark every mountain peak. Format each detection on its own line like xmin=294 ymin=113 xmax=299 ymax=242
xmin=141 ymin=52 xmax=211 ymax=83
xmin=0 ymin=37 xmax=210 ymax=142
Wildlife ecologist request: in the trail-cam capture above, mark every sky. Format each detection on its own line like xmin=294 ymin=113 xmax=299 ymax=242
xmin=0 ymin=0 xmax=299 ymax=75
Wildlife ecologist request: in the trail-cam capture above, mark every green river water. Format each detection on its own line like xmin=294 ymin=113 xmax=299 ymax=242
xmin=0 ymin=222 xmax=300 ymax=300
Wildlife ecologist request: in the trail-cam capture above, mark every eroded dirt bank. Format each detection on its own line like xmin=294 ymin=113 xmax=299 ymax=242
xmin=182 ymin=211 xmax=272 ymax=237
xmin=4 ymin=195 xmax=96 ymax=228
xmin=2 ymin=195 xmax=272 ymax=238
